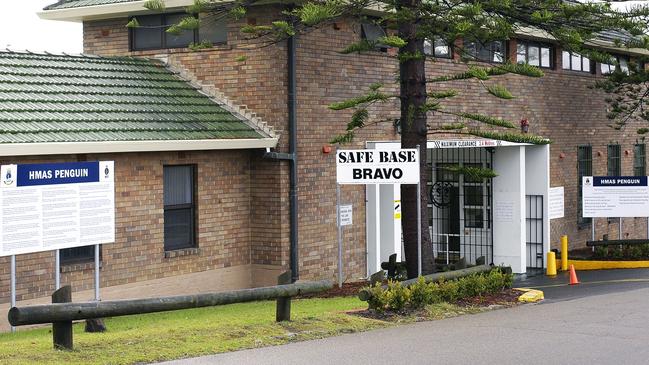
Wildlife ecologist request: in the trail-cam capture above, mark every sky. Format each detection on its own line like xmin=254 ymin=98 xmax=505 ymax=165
xmin=0 ymin=1 xmax=648 ymax=55
xmin=0 ymin=1 xmax=83 ymax=54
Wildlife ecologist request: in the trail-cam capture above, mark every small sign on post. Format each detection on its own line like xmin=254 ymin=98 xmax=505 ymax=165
xmin=339 ymin=205 xmax=353 ymax=226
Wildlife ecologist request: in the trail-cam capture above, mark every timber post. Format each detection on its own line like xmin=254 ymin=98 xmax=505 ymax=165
xmin=51 ymin=285 xmax=73 ymax=350
xmin=275 ymin=271 xmax=292 ymax=322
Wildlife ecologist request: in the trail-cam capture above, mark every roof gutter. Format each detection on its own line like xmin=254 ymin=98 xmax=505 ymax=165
xmin=38 ymin=0 xmax=194 ymax=22
xmin=0 ymin=138 xmax=278 ymax=157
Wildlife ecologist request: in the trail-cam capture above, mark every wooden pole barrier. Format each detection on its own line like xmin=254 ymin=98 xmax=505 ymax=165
xmin=9 ymin=280 xmax=333 ymax=327
xmin=51 ymin=286 xmax=73 ymax=350
xmin=275 ymin=271 xmax=292 ymax=322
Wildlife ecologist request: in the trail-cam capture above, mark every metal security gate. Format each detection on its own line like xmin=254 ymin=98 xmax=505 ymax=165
xmin=428 ymin=148 xmax=493 ymax=267
xmin=526 ymin=195 xmax=544 ymax=269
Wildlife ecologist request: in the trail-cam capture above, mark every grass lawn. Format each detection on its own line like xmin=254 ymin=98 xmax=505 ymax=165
xmin=0 ymin=297 xmax=388 ymax=365
xmin=0 ymin=296 xmax=491 ymax=365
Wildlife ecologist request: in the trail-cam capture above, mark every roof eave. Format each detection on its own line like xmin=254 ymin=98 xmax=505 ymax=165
xmin=38 ymin=0 xmax=195 ymax=22
xmin=0 ymin=138 xmax=279 ymax=157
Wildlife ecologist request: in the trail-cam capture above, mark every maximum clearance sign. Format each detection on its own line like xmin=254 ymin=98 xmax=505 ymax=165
xmin=0 ymin=161 xmax=115 ymax=257
xmin=582 ymin=176 xmax=649 ymax=218
xmin=336 ymin=149 xmax=419 ymax=184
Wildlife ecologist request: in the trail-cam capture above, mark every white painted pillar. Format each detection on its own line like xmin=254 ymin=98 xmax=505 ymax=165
xmin=366 ymin=184 xmax=381 ymax=276
xmin=525 ymin=145 xmax=551 ymax=267
xmin=493 ymin=146 xmax=527 ymax=273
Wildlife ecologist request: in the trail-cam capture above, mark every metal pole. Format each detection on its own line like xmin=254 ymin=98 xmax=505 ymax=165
xmin=10 ymin=255 xmax=16 ymax=333
xmin=619 ymin=218 xmax=622 ymax=240
xmin=94 ymin=244 xmax=100 ymax=301
xmin=647 ymin=217 xmax=648 ymax=239
xmin=55 ymin=249 xmax=60 ymax=290
xmin=336 ymin=184 xmax=343 ymax=288
xmin=592 ymin=218 xmax=596 ymax=253
xmin=417 ymin=145 xmax=422 ymax=277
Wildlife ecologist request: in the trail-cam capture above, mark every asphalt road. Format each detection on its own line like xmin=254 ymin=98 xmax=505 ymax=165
xmin=158 ymin=269 xmax=649 ymax=365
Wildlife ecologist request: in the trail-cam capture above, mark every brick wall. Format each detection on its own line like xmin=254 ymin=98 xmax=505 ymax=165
xmin=0 ymin=150 xmax=254 ymax=302
xmin=76 ymin=10 xmax=649 ymax=287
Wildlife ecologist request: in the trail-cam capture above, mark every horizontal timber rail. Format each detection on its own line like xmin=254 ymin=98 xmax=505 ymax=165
xmin=9 ymin=280 xmax=333 ymax=326
xmin=586 ymin=239 xmax=649 ymax=247
xmin=8 ymin=275 xmax=332 ymax=350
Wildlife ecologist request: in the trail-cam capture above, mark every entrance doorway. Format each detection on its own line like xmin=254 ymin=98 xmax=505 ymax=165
xmin=428 ymin=148 xmax=493 ymax=266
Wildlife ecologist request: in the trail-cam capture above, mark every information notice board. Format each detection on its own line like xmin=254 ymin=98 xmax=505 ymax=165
xmin=0 ymin=161 xmax=115 ymax=257
xmin=582 ymin=176 xmax=649 ymax=218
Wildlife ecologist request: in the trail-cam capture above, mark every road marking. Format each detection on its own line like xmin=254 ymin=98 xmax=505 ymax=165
xmin=521 ymin=278 xmax=649 ymax=289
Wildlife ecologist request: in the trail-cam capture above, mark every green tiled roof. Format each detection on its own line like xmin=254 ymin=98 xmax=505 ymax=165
xmin=44 ymin=0 xmax=139 ymax=10
xmin=0 ymin=51 xmax=266 ymax=144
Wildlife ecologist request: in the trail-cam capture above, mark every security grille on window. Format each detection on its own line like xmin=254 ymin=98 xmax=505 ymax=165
xmin=60 ymin=245 xmax=96 ymax=264
xmin=601 ymin=55 xmax=630 ymax=75
xmin=577 ymin=145 xmax=592 ymax=225
xmin=607 ymin=144 xmax=621 ymax=176
xmin=516 ymin=41 xmax=552 ymax=68
xmin=562 ymin=51 xmax=592 ymax=73
xmin=164 ymin=165 xmax=196 ymax=251
xmin=424 ymin=37 xmax=452 ymax=58
xmin=634 ymin=143 xmax=646 ymax=176
xmin=464 ymin=40 xmax=505 ymax=63
xmin=131 ymin=13 xmax=227 ymax=51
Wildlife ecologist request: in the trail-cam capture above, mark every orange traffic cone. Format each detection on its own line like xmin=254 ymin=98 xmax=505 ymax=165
xmin=569 ymin=264 xmax=580 ymax=285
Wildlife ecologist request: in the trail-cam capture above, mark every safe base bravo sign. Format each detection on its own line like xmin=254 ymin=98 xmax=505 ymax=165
xmin=336 ymin=149 xmax=419 ymax=184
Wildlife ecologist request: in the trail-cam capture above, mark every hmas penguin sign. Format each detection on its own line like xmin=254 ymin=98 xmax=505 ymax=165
xmin=336 ymin=149 xmax=419 ymax=184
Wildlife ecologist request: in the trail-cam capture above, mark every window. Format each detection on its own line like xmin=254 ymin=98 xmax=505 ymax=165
xmin=60 ymin=246 xmax=96 ymax=265
xmin=464 ymin=40 xmax=505 ymax=63
xmin=424 ymin=37 xmax=452 ymax=58
xmin=634 ymin=143 xmax=646 ymax=176
xmin=607 ymin=144 xmax=622 ymax=176
xmin=601 ymin=55 xmax=630 ymax=75
xmin=516 ymin=41 xmax=552 ymax=68
xmin=577 ymin=145 xmax=592 ymax=225
xmin=562 ymin=51 xmax=592 ymax=73
xmin=164 ymin=165 xmax=196 ymax=251
xmin=361 ymin=21 xmax=388 ymax=51
xmin=130 ymin=13 xmax=227 ymax=51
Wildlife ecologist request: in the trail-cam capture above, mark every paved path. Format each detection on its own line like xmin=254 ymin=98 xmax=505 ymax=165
xmin=160 ymin=276 xmax=649 ymax=365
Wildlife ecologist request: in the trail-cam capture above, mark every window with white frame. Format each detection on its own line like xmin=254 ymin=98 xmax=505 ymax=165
xmin=464 ymin=40 xmax=505 ymax=63
xmin=516 ymin=41 xmax=553 ymax=68
xmin=562 ymin=51 xmax=592 ymax=73
xmin=601 ymin=55 xmax=630 ymax=75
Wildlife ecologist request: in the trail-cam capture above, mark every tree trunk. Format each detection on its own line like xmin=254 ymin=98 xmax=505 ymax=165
xmin=398 ymin=0 xmax=434 ymax=278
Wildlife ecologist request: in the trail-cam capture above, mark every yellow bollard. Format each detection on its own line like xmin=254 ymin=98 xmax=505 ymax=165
xmin=561 ymin=235 xmax=569 ymax=271
xmin=546 ymin=252 xmax=557 ymax=276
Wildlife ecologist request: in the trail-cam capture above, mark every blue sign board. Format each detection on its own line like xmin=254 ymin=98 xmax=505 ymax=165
xmin=9 ymin=162 xmax=101 ymax=187
xmin=592 ymin=176 xmax=648 ymax=187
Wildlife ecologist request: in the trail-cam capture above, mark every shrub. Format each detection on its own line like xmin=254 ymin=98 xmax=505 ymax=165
xmin=611 ymin=246 xmax=624 ymax=259
xmin=385 ymin=280 xmax=411 ymax=311
xmin=628 ymin=245 xmax=643 ymax=259
xmin=362 ymin=268 xmax=514 ymax=312
xmin=409 ymin=276 xmax=434 ymax=308
xmin=594 ymin=246 xmax=608 ymax=259
xmin=365 ymin=282 xmax=390 ymax=312
xmin=641 ymin=243 xmax=649 ymax=257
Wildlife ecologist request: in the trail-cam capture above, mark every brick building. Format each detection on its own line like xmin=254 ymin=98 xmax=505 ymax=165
xmin=0 ymin=0 xmax=646 ymax=302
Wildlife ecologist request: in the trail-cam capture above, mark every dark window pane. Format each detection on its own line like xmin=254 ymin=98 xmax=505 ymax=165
xmin=199 ymin=14 xmax=227 ymax=44
xmin=634 ymin=144 xmax=646 ymax=176
xmin=133 ymin=15 xmax=163 ymax=50
xmin=608 ymin=144 xmax=621 ymax=176
xmin=464 ymin=208 xmax=484 ymax=228
xmin=463 ymin=186 xmax=483 ymax=206
xmin=436 ymin=163 xmax=459 ymax=182
xmin=61 ymin=245 xmax=96 ymax=264
xmin=164 ymin=165 xmax=192 ymax=205
xmin=165 ymin=14 xmax=194 ymax=48
xmin=164 ymin=208 xmax=193 ymax=250
xmin=361 ymin=23 xmax=386 ymax=42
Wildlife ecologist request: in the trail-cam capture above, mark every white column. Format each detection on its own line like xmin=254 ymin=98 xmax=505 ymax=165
xmin=493 ymin=146 xmax=527 ymax=273
xmin=525 ymin=145 xmax=551 ymax=267
xmin=366 ymin=184 xmax=381 ymax=276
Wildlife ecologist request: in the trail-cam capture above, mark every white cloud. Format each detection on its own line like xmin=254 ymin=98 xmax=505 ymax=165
xmin=0 ymin=1 xmax=82 ymax=54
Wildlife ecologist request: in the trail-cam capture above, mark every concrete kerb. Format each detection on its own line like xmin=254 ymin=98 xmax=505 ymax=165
xmin=555 ymin=259 xmax=649 ymax=271
xmin=513 ymin=288 xmax=545 ymax=303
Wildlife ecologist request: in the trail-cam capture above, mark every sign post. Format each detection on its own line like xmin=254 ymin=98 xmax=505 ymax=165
xmin=336 ymin=148 xmax=420 ymax=279
xmin=10 ymin=255 xmax=15 ymax=333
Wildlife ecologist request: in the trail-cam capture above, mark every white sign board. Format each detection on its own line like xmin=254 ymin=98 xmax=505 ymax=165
xmin=339 ymin=205 xmax=352 ymax=226
xmin=336 ymin=149 xmax=419 ymax=184
xmin=0 ymin=161 xmax=115 ymax=257
xmin=582 ymin=176 xmax=649 ymax=218
xmin=549 ymin=186 xmax=564 ymax=219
